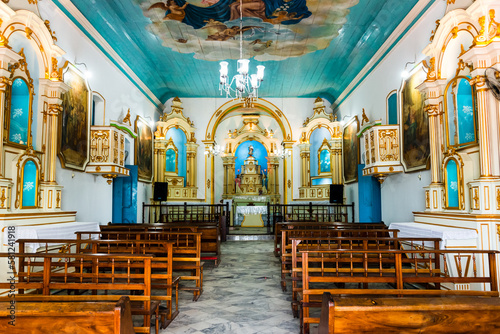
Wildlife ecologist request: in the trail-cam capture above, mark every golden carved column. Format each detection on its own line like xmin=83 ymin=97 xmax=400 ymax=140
xmin=154 ymin=139 xmax=166 ymax=182
xmin=283 ymin=141 xmax=294 ymax=204
xmin=425 ymin=104 xmax=443 ymax=184
xmin=416 ymin=77 xmax=446 ymax=212
xmin=153 ymin=139 xmax=166 ymax=183
xmin=202 ymin=141 xmax=216 ymax=204
xmin=267 ymin=156 xmax=280 ymax=203
xmin=298 ymin=143 xmax=310 ymax=187
xmin=473 ymin=75 xmax=496 ymax=177
xmin=185 ymin=141 xmax=199 ymax=188
xmin=222 ymin=155 xmax=236 ymax=198
xmin=38 ymin=79 xmax=69 ymax=211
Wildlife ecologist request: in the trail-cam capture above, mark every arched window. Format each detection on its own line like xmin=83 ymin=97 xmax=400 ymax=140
xmin=21 ymin=160 xmax=38 ymax=208
xmin=6 ymin=78 xmax=32 ymax=146
xmin=444 ymin=158 xmax=461 ymax=209
xmin=444 ymin=75 xmax=477 ymax=149
xmin=386 ymin=90 xmax=398 ymax=125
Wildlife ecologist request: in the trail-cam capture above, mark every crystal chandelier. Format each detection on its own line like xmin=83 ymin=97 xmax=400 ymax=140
xmin=276 ymin=143 xmax=291 ymax=159
xmin=218 ymin=0 xmax=265 ymax=98
xmin=204 ymin=143 xmax=223 ymax=157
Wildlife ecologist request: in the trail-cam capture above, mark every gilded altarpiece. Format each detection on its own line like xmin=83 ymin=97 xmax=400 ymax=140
xmin=298 ymin=98 xmax=342 ymax=201
xmin=410 ymin=0 xmax=500 ymax=291
xmin=154 ymin=97 xmax=199 ymax=201
xmin=221 ymin=113 xmax=281 ymax=204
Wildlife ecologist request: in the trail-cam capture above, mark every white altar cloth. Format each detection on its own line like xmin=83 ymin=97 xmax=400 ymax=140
xmin=388 ymin=222 xmax=477 ymax=249
xmin=3 ymin=222 xmax=101 ymax=252
xmin=236 ymin=206 xmax=268 ymax=215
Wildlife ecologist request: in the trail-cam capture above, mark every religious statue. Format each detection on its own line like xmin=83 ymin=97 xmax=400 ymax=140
xmin=248 ymin=145 xmax=254 ymax=157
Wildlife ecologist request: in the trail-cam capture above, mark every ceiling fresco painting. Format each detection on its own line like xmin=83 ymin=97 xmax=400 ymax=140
xmin=52 ymin=0 xmax=429 ymax=103
xmin=135 ymin=0 xmax=356 ymax=61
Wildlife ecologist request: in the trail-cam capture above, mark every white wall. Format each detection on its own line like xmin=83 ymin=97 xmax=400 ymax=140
xmin=37 ymin=1 xmax=160 ymax=223
xmin=335 ymin=1 xmax=447 ymax=223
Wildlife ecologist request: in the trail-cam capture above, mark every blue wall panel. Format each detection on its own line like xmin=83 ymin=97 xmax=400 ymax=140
xmin=112 ymin=165 xmax=138 ymax=224
xmin=357 ymin=164 xmax=381 ymax=222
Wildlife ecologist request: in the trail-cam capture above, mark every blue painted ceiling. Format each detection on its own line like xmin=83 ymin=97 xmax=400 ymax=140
xmin=53 ymin=0 xmax=428 ymax=105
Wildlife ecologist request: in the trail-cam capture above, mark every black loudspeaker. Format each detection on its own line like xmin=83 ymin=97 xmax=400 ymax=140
xmin=153 ymin=182 xmax=168 ymax=201
xmin=330 ymin=184 xmax=344 ymax=204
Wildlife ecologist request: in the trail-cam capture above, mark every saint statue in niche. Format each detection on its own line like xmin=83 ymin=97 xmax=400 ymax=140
xmin=248 ymin=145 xmax=254 ymax=157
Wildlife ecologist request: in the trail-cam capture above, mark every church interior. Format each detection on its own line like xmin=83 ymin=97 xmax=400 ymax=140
xmin=1 ymin=0 xmax=500 ymax=333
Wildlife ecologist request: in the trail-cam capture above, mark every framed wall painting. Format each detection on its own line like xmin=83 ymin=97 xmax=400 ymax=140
xmin=399 ymin=63 xmax=430 ymax=172
xmin=58 ymin=63 xmax=91 ymax=171
xmin=135 ymin=116 xmax=153 ymax=182
xmin=342 ymin=116 xmax=359 ymax=184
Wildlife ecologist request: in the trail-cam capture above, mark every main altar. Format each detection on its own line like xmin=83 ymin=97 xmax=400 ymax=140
xmin=233 ymin=195 xmax=269 ymax=227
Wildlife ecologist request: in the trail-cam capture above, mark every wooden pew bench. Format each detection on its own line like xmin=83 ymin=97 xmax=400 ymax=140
xmin=274 ymin=222 xmax=388 ymax=257
xmin=300 ymin=249 xmax=499 ymax=334
xmin=16 ymin=238 xmax=181 ymax=328
xmin=93 ymin=222 xmax=221 ymax=266
xmin=0 ymin=252 xmax=165 ymax=334
xmin=286 ymin=236 xmax=441 ymax=316
xmin=84 ymin=234 xmax=204 ymax=302
xmin=279 ymin=228 xmax=399 ymax=290
xmin=72 ymin=231 xmax=205 ymax=300
xmin=0 ymin=295 xmax=136 ymax=334
xmin=318 ymin=292 xmax=500 ymax=334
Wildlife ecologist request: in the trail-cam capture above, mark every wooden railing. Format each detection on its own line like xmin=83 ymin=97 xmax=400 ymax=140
xmin=266 ymin=202 xmax=355 ymax=234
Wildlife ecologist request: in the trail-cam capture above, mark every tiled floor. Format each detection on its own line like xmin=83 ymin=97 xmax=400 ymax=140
xmin=162 ymin=240 xmax=300 ymax=334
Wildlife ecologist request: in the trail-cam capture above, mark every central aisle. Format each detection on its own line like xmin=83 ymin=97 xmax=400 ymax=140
xmin=164 ymin=240 xmax=300 ymax=333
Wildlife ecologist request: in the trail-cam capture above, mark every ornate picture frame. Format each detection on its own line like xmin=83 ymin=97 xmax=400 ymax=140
xmin=342 ymin=116 xmax=359 ymax=184
xmin=58 ymin=63 xmax=91 ymax=171
xmin=135 ymin=116 xmax=153 ymax=182
xmin=399 ymin=63 xmax=430 ymax=172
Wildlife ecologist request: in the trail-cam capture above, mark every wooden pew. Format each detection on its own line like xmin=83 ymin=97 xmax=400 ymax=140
xmin=74 ymin=230 xmax=206 ymax=297
xmin=280 ymin=229 xmax=399 ymax=291
xmin=0 ymin=252 xmax=163 ymax=334
xmin=274 ymin=222 xmax=388 ymax=257
xmin=300 ymin=249 xmax=499 ymax=334
xmin=96 ymin=222 xmax=221 ymax=266
xmin=0 ymin=295 xmax=136 ymax=334
xmin=318 ymin=292 xmax=500 ymax=334
xmin=16 ymin=238 xmax=180 ymax=328
xmin=84 ymin=234 xmax=203 ymax=301
xmin=286 ymin=236 xmax=441 ymax=317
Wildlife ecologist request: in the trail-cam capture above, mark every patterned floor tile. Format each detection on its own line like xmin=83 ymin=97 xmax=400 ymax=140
xmin=162 ymin=240 xmax=299 ymax=333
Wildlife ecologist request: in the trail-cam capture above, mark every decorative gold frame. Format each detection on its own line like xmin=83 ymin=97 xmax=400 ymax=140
xmin=135 ymin=115 xmax=153 ymax=182
xmin=15 ymin=149 xmax=41 ymax=209
xmin=4 ymin=50 xmax=35 ymax=149
xmin=58 ymin=62 xmax=91 ymax=171
xmin=317 ymin=138 xmax=332 ymax=176
xmin=164 ymin=137 xmax=179 ymax=175
xmin=399 ymin=63 xmax=430 ymax=172
xmin=443 ymin=65 xmax=478 ymax=150
xmin=442 ymin=152 xmax=465 ymax=210
xmin=342 ymin=116 xmax=359 ymax=184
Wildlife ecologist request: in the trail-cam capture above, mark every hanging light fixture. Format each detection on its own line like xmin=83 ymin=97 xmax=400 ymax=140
xmin=219 ymin=0 xmax=265 ymax=98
